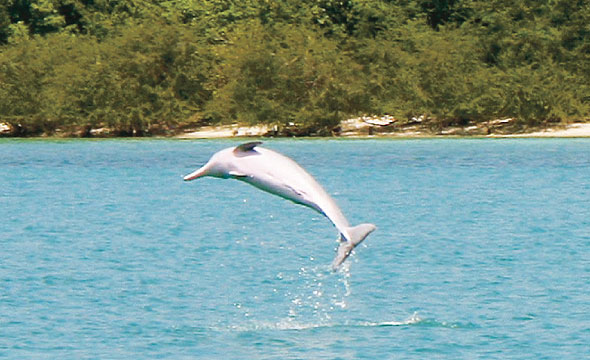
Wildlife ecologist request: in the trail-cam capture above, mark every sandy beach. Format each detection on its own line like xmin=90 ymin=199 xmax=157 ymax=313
xmin=178 ymin=124 xmax=272 ymax=139
xmin=177 ymin=121 xmax=590 ymax=139
xmin=493 ymin=123 xmax=590 ymax=138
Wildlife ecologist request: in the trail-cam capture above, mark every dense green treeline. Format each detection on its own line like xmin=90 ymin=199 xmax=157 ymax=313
xmin=1 ymin=0 xmax=589 ymax=136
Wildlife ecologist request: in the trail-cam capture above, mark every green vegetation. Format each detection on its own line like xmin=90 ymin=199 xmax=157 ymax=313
xmin=1 ymin=0 xmax=589 ymax=136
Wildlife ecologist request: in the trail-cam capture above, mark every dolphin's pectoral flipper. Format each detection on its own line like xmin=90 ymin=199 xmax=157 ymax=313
xmin=331 ymin=223 xmax=376 ymax=270
xmin=234 ymin=142 xmax=263 ymax=156
xmin=228 ymin=170 xmax=248 ymax=178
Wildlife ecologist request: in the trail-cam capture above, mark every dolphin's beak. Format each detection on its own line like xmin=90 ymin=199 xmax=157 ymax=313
xmin=183 ymin=167 xmax=208 ymax=181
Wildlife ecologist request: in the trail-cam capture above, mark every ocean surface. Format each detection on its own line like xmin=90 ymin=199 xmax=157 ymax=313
xmin=1 ymin=138 xmax=589 ymax=359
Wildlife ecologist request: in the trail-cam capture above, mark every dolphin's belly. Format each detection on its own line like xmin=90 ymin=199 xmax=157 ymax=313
xmin=243 ymin=174 xmax=321 ymax=212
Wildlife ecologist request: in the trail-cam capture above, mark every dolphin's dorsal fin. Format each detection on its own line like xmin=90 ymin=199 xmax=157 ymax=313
xmin=234 ymin=141 xmax=262 ymax=157
xmin=234 ymin=141 xmax=262 ymax=155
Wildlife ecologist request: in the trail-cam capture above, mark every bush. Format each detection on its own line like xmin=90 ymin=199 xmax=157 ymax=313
xmin=0 ymin=20 xmax=213 ymax=136
xmin=203 ymin=21 xmax=368 ymax=134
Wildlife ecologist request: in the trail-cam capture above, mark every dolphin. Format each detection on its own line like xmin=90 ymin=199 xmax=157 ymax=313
xmin=184 ymin=141 xmax=376 ymax=270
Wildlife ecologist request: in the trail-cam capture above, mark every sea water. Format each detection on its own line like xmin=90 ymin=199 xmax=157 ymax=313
xmin=1 ymin=138 xmax=589 ymax=359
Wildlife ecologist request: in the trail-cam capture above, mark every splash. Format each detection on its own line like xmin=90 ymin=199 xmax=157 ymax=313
xmin=221 ymin=263 xmax=457 ymax=332
xmin=218 ymin=259 xmax=473 ymax=333
xmin=285 ymin=263 xmax=353 ymax=324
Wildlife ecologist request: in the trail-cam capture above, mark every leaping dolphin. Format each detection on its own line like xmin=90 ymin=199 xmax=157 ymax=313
xmin=184 ymin=142 xmax=376 ymax=270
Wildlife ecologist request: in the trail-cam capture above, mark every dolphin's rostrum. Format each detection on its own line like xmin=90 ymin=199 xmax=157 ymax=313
xmin=184 ymin=142 xmax=376 ymax=270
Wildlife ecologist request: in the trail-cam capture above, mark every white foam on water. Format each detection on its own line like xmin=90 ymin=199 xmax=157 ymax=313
xmin=360 ymin=312 xmax=423 ymax=327
xmin=223 ymin=312 xmax=426 ymax=332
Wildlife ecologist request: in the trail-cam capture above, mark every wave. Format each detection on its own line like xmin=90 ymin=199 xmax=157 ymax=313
xmin=221 ymin=312 xmax=474 ymax=332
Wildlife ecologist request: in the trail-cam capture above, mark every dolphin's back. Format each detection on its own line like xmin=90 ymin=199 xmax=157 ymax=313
xmin=233 ymin=147 xmax=351 ymax=232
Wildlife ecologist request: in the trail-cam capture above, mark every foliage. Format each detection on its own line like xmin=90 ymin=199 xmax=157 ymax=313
xmin=0 ymin=19 xmax=212 ymax=135
xmin=204 ymin=21 xmax=367 ymax=134
xmin=0 ymin=0 xmax=588 ymax=136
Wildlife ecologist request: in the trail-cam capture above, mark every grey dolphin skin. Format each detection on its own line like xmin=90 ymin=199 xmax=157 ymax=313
xmin=184 ymin=142 xmax=376 ymax=270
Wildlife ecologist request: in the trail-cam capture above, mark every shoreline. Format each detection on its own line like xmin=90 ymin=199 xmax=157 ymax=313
xmin=177 ymin=122 xmax=590 ymax=139
xmin=2 ymin=122 xmax=590 ymax=140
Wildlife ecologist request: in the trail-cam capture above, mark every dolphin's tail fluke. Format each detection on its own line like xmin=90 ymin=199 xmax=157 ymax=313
xmin=331 ymin=223 xmax=376 ymax=270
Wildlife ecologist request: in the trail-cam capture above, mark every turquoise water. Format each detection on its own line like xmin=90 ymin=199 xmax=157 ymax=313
xmin=1 ymin=138 xmax=589 ymax=359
